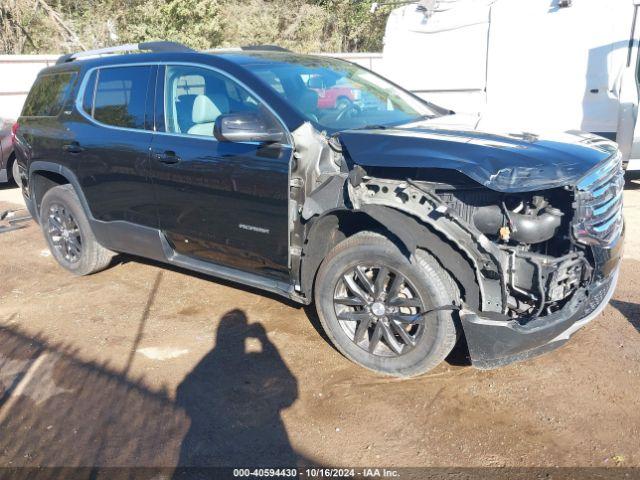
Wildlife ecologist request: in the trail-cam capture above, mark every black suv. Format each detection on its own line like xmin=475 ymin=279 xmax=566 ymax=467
xmin=14 ymin=42 xmax=624 ymax=377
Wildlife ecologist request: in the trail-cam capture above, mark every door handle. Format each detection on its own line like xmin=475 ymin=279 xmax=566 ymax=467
xmin=154 ymin=150 xmax=182 ymax=165
xmin=63 ymin=142 xmax=84 ymax=154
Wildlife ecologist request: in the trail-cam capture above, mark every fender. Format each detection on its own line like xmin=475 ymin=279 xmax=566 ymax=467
xmin=29 ymin=161 xmax=91 ymax=220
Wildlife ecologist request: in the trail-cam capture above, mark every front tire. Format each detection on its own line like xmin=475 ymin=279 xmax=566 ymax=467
xmin=40 ymin=185 xmax=113 ymax=275
xmin=314 ymin=232 xmax=459 ymax=377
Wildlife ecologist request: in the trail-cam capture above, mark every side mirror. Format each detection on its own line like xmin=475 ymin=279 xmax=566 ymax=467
xmin=214 ymin=111 xmax=285 ymax=144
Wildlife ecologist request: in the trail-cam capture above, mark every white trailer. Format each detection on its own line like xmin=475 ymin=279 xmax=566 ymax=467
xmin=380 ymin=0 xmax=640 ymax=170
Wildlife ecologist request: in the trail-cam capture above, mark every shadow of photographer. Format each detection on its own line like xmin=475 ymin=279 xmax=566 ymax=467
xmin=175 ymin=309 xmax=300 ymax=469
xmin=0 ymin=308 xmax=319 ymax=473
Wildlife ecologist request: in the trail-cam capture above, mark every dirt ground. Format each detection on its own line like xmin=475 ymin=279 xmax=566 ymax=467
xmin=0 ymin=180 xmax=639 ymax=472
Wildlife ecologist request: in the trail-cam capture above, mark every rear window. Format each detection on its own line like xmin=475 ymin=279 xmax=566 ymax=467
xmin=22 ymin=72 xmax=77 ymax=117
xmin=82 ymin=66 xmax=152 ymax=130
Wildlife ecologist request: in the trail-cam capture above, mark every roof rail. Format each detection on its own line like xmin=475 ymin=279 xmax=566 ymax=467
xmin=55 ymin=41 xmax=194 ymax=65
xmin=240 ymin=45 xmax=292 ymax=52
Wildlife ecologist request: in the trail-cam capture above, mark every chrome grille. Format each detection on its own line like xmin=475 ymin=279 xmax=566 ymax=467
xmin=573 ymin=151 xmax=624 ymax=247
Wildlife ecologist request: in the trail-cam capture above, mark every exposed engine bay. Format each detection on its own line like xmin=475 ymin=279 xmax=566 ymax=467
xmin=289 ymin=121 xmax=615 ymax=323
xmin=434 ymin=186 xmax=592 ymax=319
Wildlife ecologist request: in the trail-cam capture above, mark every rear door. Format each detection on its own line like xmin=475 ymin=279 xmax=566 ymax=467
xmin=149 ymin=64 xmax=292 ymax=279
xmin=73 ymin=64 xmax=158 ymax=227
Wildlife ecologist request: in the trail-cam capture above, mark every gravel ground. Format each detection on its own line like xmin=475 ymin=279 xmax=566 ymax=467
xmin=0 ymin=183 xmax=23 ymax=205
xmin=0 ymin=182 xmax=639 ymax=470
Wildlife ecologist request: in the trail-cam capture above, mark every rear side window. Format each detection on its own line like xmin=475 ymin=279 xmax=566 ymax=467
xmin=82 ymin=66 xmax=151 ymax=130
xmin=22 ymin=72 xmax=77 ymax=117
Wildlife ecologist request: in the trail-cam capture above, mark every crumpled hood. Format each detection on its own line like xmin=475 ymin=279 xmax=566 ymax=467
xmin=338 ymin=116 xmax=618 ymax=192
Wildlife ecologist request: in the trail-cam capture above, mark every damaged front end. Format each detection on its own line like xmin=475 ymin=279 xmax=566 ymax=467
xmin=291 ymin=122 xmax=624 ymax=369
xmin=359 ymin=160 xmax=623 ymax=369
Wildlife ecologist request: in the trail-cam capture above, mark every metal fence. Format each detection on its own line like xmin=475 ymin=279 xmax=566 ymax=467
xmin=0 ymin=52 xmax=384 ymax=121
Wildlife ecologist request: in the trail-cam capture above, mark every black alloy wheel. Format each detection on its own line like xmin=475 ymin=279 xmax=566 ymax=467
xmin=40 ymin=184 xmax=113 ymax=275
xmin=47 ymin=203 xmax=83 ymax=263
xmin=315 ymin=231 xmax=459 ymax=377
xmin=333 ymin=265 xmax=426 ymax=357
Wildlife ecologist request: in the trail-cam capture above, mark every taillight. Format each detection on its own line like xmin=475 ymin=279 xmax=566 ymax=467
xmin=10 ymin=122 xmax=19 ymax=146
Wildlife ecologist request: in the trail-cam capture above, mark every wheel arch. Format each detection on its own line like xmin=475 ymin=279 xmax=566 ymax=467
xmin=28 ymin=162 xmax=91 ymax=221
xmin=360 ymin=205 xmax=481 ymax=311
xmin=299 ymin=206 xmax=481 ymax=310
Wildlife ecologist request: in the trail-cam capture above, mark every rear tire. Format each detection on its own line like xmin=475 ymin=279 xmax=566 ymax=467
xmin=314 ymin=231 xmax=459 ymax=377
xmin=40 ymin=185 xmax=113 ymax=275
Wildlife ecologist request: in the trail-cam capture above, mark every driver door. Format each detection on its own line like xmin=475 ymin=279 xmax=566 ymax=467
xmin=149 ymin=64 xmax=293 ymax=279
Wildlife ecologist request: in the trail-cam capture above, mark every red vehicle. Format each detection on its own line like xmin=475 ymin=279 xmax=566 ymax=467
xmin=306 ymin=75 xmax=359 ymax=110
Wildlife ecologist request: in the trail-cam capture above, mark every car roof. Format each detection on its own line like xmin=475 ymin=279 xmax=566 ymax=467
xmin=40 ymin=50 xmax=342 ymax=74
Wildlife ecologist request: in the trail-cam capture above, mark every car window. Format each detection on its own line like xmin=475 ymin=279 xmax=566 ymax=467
xmin=248 ymin=57 xmax=440 ymax=132
xmin=256 ymin=70 xmax=286 ymax=94
xmin=163 ymin=65 xmax=268 ymax=137
xmin=85 ymin=66 xmax=152 ymax=130
xmin=22 ymin=72 xmax=77 ymax=117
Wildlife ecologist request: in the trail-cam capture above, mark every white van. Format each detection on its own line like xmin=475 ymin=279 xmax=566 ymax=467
xmin=380 ymin=0 xmax=640 ymax=170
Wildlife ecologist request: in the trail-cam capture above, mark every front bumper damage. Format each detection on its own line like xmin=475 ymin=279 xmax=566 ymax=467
xmin=295 ymin=123 xmax=624 ymax=368
xmin=461 ymin=232 xmax=623 ymax=369
xmin=345 ymin=170 xmax=623 ymax=369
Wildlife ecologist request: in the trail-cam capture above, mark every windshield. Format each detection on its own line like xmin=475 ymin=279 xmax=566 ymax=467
xmin=247 ymin=56 xmax=441 ymax=132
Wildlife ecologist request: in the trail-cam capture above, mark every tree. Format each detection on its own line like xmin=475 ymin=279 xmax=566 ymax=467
xmin=0 ymin=0 xmax=393 ymax=54
xmin=311 ymin=0 xmax=392 ymax=51
xmin=122 ymin=0 xmax=224 ymax=50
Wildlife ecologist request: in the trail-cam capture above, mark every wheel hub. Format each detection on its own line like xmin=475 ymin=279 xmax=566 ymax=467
xmin=47 ymin=203 xmax=82 ymax=264
xmin=371 ymin=301 xmax=386 ymax=317
xmin=333 ymin=264 xmax=427 ymax=357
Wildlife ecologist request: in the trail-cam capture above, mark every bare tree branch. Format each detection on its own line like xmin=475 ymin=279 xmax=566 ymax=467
xmin=36 ymin=0 xmax=87 ymax=50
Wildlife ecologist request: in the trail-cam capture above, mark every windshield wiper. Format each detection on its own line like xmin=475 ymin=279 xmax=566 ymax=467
xmin=413 ymin=114 xmax=440 ymax=121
